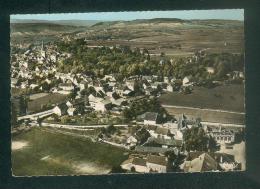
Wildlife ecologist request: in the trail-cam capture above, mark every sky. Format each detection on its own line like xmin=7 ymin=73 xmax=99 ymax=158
xmin=11 ymin=9 xmax=244 ymax=21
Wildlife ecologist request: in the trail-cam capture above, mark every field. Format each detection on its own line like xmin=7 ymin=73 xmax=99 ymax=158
xmin=28 ymin=93 xmax=69 ymax=113
xmin=12 ymin=127 xmax=128 ymax=176
xmin=159 ymin=84 xmax=245 ymax=112
xmin=11 ymin=19 xmax=244 ymax=55
xmin=163 ymin=106 xmax=245 ymax=125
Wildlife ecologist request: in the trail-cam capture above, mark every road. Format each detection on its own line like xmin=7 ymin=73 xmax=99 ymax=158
xmin=41 ymin=122 xmax=129 ymax=130
xmin=18 ymin=109 xmax=54 ymax=121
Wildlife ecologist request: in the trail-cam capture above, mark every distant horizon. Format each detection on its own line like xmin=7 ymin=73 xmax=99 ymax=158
xmin=11 ymin=9 xmax=244 ymax=21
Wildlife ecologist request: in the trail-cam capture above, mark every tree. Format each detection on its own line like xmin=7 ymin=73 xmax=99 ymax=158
xmin=20 ymin=95 xmax=28 ymax=115
xmin=183 ymin=127 xmax=209 ymax=152
xmin=11 ymin=102 xmax=17 ymax=127
xmin=41 ymin=82 xmax=50 ymax=92
xmin=106 ymin=124 xmax=117 ymax=135
xmin=110 ymin=165 xmax=126 ymax=173
xmin=130 ymin=166 xmax=136 ymax=172
xmin=135 ymin=127 xmax=151 ymax=144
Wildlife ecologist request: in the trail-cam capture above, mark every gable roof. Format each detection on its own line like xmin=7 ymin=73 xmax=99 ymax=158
xmin=184 ymin=153 xmax=218 ymax=172
xmin=121 ymin=157 xmax=146 ymax=167
xmin=144 ymin=112 xmax=158 ymax=121
xmin=147 ymin=155 xmax=167 ymax=166
xmin=186 ymin=151 xmax=235 ymax=163
xmin=155 ymin=127 xmax=169 ymax=135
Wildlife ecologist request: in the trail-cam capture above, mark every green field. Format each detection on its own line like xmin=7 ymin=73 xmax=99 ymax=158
xmin=159 ymin=84 xmax=245 ymax=112
xmin=28 ymin=93 xmax=69 ymax=113
xmin=12 ymin=128 xmax=128 ymax=176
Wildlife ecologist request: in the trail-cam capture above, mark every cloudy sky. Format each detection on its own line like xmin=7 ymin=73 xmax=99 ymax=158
xmin=11 ymin=9 xmax=244 ymax=21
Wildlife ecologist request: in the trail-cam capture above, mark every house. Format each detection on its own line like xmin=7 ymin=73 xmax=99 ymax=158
xmin=79 ymin=80 xmax=87 ymax=91
xmin=110 ymin=107 xmax=122 ymax=115
xmin=29 ymin=84 xmax=39 ymax=89
xmin=125 ymin=80 xmax=136 ymax=91
xmin=135 ymin=146 xmax=171 ymax=154
xmin=88 ymin=94 xmax=103 ymax=108
xmin=121 ymin=157 xmax=149 ymax=173
xmin=21 ymin=80 xmax=29 ymax=89
xmin=11 ymin=78 xmax=18 ymax=88
xmin=126 ymin=136 xmax=138 ymax=147
xmin=53 ymin=103 xmax=68 ymax=116
xmin=145 ymin=137 xmax=182 ymax=149
xmin=154 ymin=127 xmax=172 ymax=139
xmin=66 ymin=100 xmax=73 ymax=108
xmin=67 ymin=107 xmax=76 ymax=116
xmin=115 ymin=84 xmax=127 ymax=96
xmin=142 ymin=75 xmax=153 ymax=83
xmin=103 ymin=74 xmax=116 ymax=82
xmin=112 ymin=98 xmax=127 ymax=106
xmin=206 ymin=67 xmax=215 ymax=74
xmin=217 ymin=153 xmax=239 ymax=171
xmin=183 ymin=152 xmax=238 ymax=172
xmin=151 ymin=82 xmax=162 ymax=89
xmin=145 ymin=87 xmax=157 ymax=96
xmin=123 ymin=89 xmax=134 ymax=96
xmin=144 ymin=112 xmax=158 ymax=125
xmin=94 ymin=99 xmax=112 ymax=112
xmin=166 ymin=84 xmax=174 ymax=92
xmin=182 ymin=153 xmax=219 ymax=173
xmin=182 ymin=76 xmax=193 ymax=86
xmin=164 ymin=76 xmax=170 ymax=83
xmin=142 ymin=82 xmax=150 ymax=90
xmin=211 ymin=129 xmax=235 ymax=144
xmin=146 ymin=155 xmax=168 ymax=173
xmin=58 ymin=83 xmax=74 ymax=94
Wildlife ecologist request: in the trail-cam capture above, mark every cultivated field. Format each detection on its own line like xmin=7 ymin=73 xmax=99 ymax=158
xmin=28 ymin=93 xmax=69 ymax=113
xmin=159 ymin=84 xmax=245 ymax=112
xmin=164 ymin=106 xmax=245 ymax=125
xmin=12 ymin=127 xmax=128 ymax=176
xmin=11 ymin=19 xmax=244 ymax=55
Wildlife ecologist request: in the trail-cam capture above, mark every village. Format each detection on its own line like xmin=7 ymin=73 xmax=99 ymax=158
xmin=11 ymin=39 xmax=245 ymax=174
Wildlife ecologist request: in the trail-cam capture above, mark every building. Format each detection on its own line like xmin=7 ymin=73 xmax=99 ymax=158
xmin=121 ymin=155 xmax=169 ymax=173
xmin=146 ymin=155 xmax=168 ymax=173
xmin=53 ymin=103 xmax=68 ymax=116
xmin=79 ymin=80 xmax=87 ymax=91
xmin=121 ymin=157 xmax=149 ymax=173
xmin=126 ymin=136 xmax=138 ymax=147
xmin=67 ymin=107 xmax=76 ymax=116
xmin=182 ymin=153 xmax=219 ymax=172
xmin=206 ymin=67 xmax=215 ymax=74
xmin=58 ymin=83 xmax=74 ymax=95
xmin=183 ymin=152 xmax=238 ymax=172
xmin=166 ymin=84 xmax=174 ymax=92
xmin=94 ymin=99 xmax=112 ymax=112
xmin=182 ymin=76 xmax=194 ymax=86
xmin=144 ymin=112 xmax=158 ymax=125
xmin=211 ymin=129 xmax=235 ymax=144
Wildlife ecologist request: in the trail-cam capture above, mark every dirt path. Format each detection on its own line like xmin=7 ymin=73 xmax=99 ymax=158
xmin=12 ymin=141 xmax=28 ymax=150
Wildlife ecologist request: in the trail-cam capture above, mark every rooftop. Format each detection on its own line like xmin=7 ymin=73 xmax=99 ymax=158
xmin=144 ymin=112 xmax=158 ymax=121
xmin=147 ymin=155 xmax=167 ymax=166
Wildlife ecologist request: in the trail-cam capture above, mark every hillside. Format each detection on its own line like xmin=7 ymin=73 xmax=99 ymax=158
xmin=10 ymin=18 xmax=244 ymax=55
